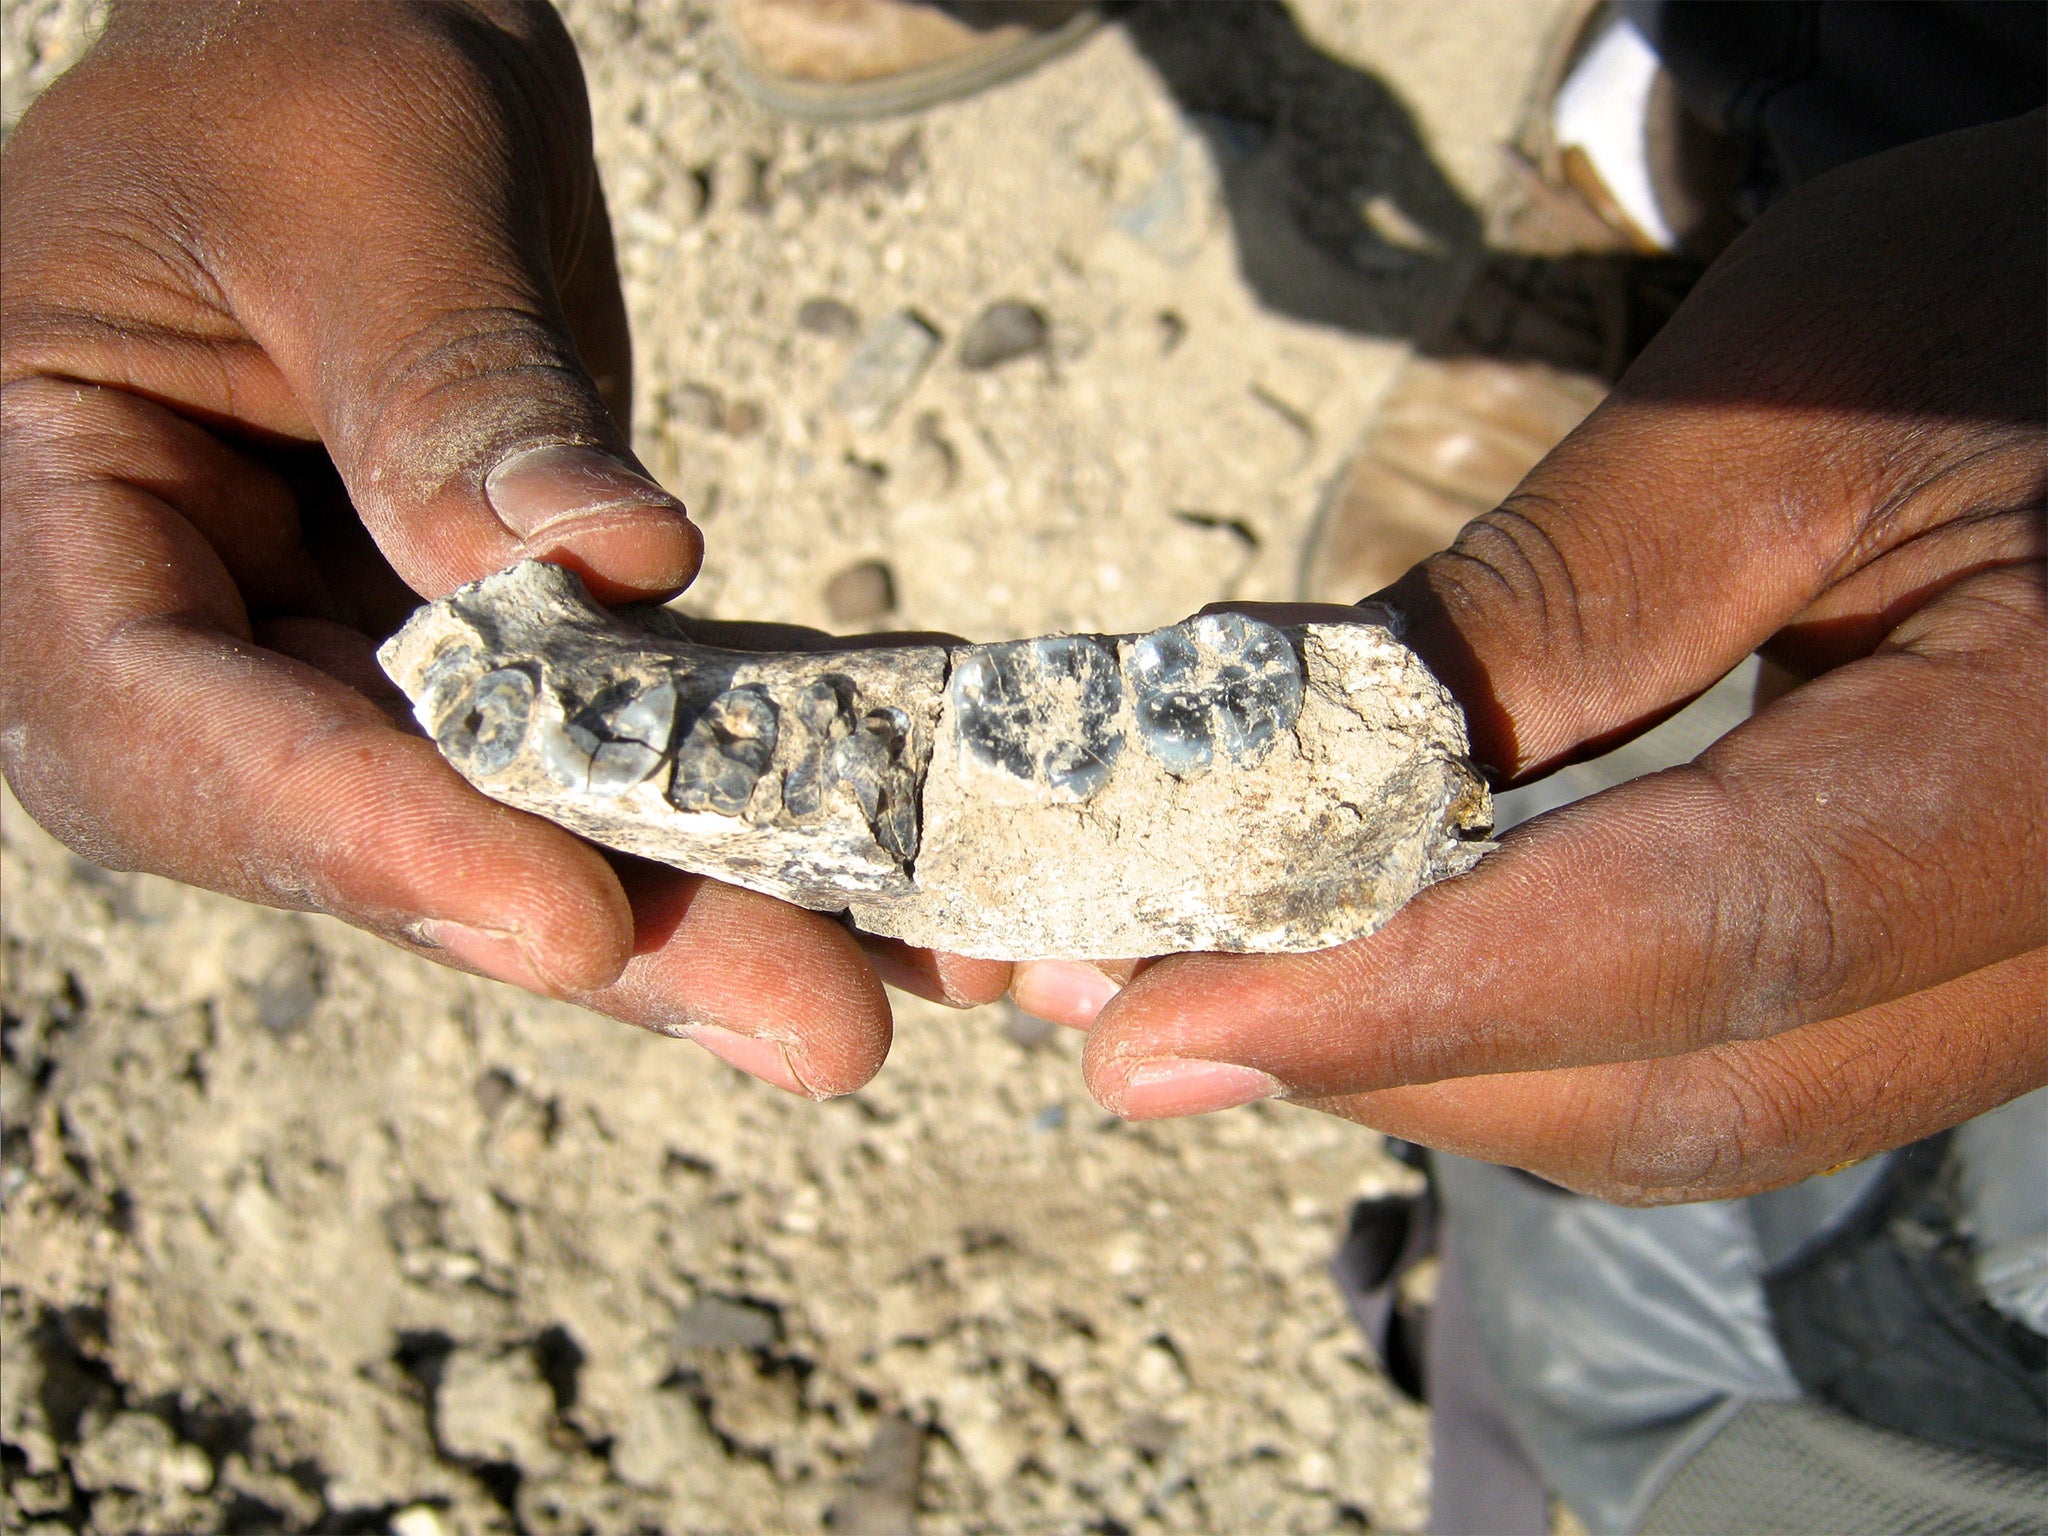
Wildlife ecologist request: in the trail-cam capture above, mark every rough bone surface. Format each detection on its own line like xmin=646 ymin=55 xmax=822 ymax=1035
xmin=380 ymin=562 xmax=1494 ymax=959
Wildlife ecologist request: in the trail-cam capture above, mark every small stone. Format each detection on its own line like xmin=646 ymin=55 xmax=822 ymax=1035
xmin=832 ymin=311 xmax=940 ymax=431
xmin=1115 ymin=125 xmax=1216 ymax=265
xmin=390 ymin=1507 xmax=453 ymax=1536
xmin=826 ymin=1415 xmax=925 ymax=1536
xmin=675 ymin=1296 xmax=779 ymax=1352
xmin=951 ymin=636 xmax=1124 ymax=803
xmin=669 ymin=382 xmax=724 ymax=429
xmin=957 ymin=300 xmax=1048 ymax=371
xmin=69 ymin=1412 xmax=211 ymax=1497
xmin=671 ymin=383 xmax=762 ymax=436
xmin=1125 ymin=1412 xmax=1180 ymax=1458
xmin=434 ymin=1347 xmax=557 ymax=1467
xmin=251 ymin=943 xmax=321 ymax=1033
xmin=797 ymin=296 xmax=860 ymax=338
xmin=824 ymin=559 xmax=897 ymax=625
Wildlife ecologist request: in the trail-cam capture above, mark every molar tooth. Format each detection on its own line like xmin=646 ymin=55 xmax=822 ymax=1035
xmin=950 ymin=636 xmax=1122 ymax=802
xmin=537 ymin=716 xmax=601 ymax=789
xmin=1127 ymin=614 xmax=1301 ymax=776
xmin=671 ymin=686 xmax=779 ymax=816
xmin=438 ymin=667 xmax=536 ymax=777
xmin=588 ymin=739 xmax=664 ymax=795
xmin=611 ymin=680 xmax=678 ymax=749
xmin=829 ymin=706 xmax=919 ymax=862
xmin=541 ymin=677 xmax=681 ymax=797
xmin=785 ymin=676 xmax=857 ymax=817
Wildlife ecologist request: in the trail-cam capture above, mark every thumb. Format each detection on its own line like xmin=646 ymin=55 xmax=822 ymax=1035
xmin=1374 ymin=114 xmax=2044 ymax=783
xmin=206 ymin=3 xmax=701 ymax=603
xmin=295 ymin=230 xmax=704 ymax=605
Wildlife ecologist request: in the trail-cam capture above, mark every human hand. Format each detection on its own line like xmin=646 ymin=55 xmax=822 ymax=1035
xmin=0 ymin=1 xmax=1005 ymax=1097
xmin=1015 ymin=111 xmax=2047 ymax=1202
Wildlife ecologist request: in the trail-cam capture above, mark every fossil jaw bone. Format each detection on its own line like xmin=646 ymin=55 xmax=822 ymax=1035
xmin=379 ymin=561 xmax=1493 ymax=959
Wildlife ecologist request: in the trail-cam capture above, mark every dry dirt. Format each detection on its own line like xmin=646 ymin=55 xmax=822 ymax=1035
xmin=2 ymin=3 xmax=1568 ymax=1532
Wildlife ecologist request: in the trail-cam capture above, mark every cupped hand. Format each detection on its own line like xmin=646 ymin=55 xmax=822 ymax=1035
xmin=1019 ymin=111 xmax=2047 ymax=1202
xmin=0 ymin=1 xmax=1005 ymax=1097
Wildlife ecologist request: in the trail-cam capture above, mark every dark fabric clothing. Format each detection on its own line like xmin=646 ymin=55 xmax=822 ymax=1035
xmin=1624 ymin=0 xmax=2047 ymax=212
xmin=1765 ymin=1134 xmax=2048 ymax=1467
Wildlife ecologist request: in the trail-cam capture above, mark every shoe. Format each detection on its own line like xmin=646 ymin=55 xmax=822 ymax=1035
xmin=1300 ymin=2 xmax=1734 ymax=603
xmin=1494 ymin=0 xmax=1747 ymax=262
xmin=723 ymin=0 xmax=1104 ymax=123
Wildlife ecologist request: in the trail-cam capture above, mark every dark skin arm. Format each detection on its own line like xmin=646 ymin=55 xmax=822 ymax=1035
xmin=1017 ymin=111 xmax=2047 ymax=1203
xmin=1 ymin=0 xmax=1009 ymax=1096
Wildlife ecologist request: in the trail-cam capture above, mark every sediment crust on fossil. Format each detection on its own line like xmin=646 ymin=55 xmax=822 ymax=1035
xmin=379 ymin=562 xmax=1493 ymax=959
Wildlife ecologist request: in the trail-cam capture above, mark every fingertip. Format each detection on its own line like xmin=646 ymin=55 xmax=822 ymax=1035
xmin=688 ymin=1023 xmax=823 ymax=1099
xmin=403 ymin=828 xmax=636 ymax=998
xmin=483 ymin=443 xmax=703 ymax=600
xmin=1012 ymin=960 xmax=1123 ymax=1028
xmin=589 ymin=876 xmax=896 ymax=1095
xmin=1092 ymin=1056 xmax=1283 ymax=1120
xmin=859 ymin=935 xmax=1013 ymax=1008
xmin=937 ymin=951 xmax=1015 ymax=1008
xmin=527 ymin=509 xmax=704 ymax=604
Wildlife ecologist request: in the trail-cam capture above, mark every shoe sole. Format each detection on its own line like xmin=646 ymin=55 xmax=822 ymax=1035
xmin=723 ymin=9 xmax=1105 ymax=123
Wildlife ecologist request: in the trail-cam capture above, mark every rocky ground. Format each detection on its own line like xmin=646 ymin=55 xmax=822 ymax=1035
xmin=2 ymin=3 xmax=1570 ymax=1532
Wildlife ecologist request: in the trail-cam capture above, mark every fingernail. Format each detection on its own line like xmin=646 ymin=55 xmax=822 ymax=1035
xmin=1106 ymin=1058 xmax=1281 ymax=1120
xmin=1352 ymin=598 xmax=1407 ymax=637
xmin=415 ymin=919 xmax=548 ymax=993
xmin=688 ymin=1024 xmax=812 ymax=1097
xmin=485 ymin=443 xmax=687 ymax=538
xmin=1012 ymin=961 xmax=1120 ymax=1027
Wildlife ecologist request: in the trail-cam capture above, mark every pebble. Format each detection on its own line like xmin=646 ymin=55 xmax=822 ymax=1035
xmin=671 ymin=381 xmax=764 ymax=436
xmin=251 ymin=943 xmax=321 ymax=1034
xmin=434 ymin=1348 xmax=557 ymax=1467
xmin=69 ymin=1412 xmax=212 ymax=1497
xmin=796 ymin=296 xmax=860 ymax=339
xmin=675 ymin=1295 xmax=779 ymax=1352
xmin=390 ymin=1507 xmax=453 ymax=1536
xmin=957 ymin=300 xmax=1048 ymax=371
xmin=669 ymin=381 xmax=724 ymax=429
xmin=826 ymin=1415 xmax=924 ymax=1536
xmin=823 ymin=559 xmax=897 ymax=624
xmin=832 ymin=311 xmax=940 ymax=431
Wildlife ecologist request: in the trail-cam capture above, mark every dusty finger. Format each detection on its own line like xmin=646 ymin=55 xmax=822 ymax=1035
xmin=0 ymin=439 xmax=636 ymax=994
xmin=856 ymin=934 xmax=1014 ymax=1010
xmin=1310 ymin=946 xmax=2048 ymax=1203
xmin=588 ymin=863 xmax=896 ymax=1097
xmin=1081 ymin=568 xmax=2047 ymax=1113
